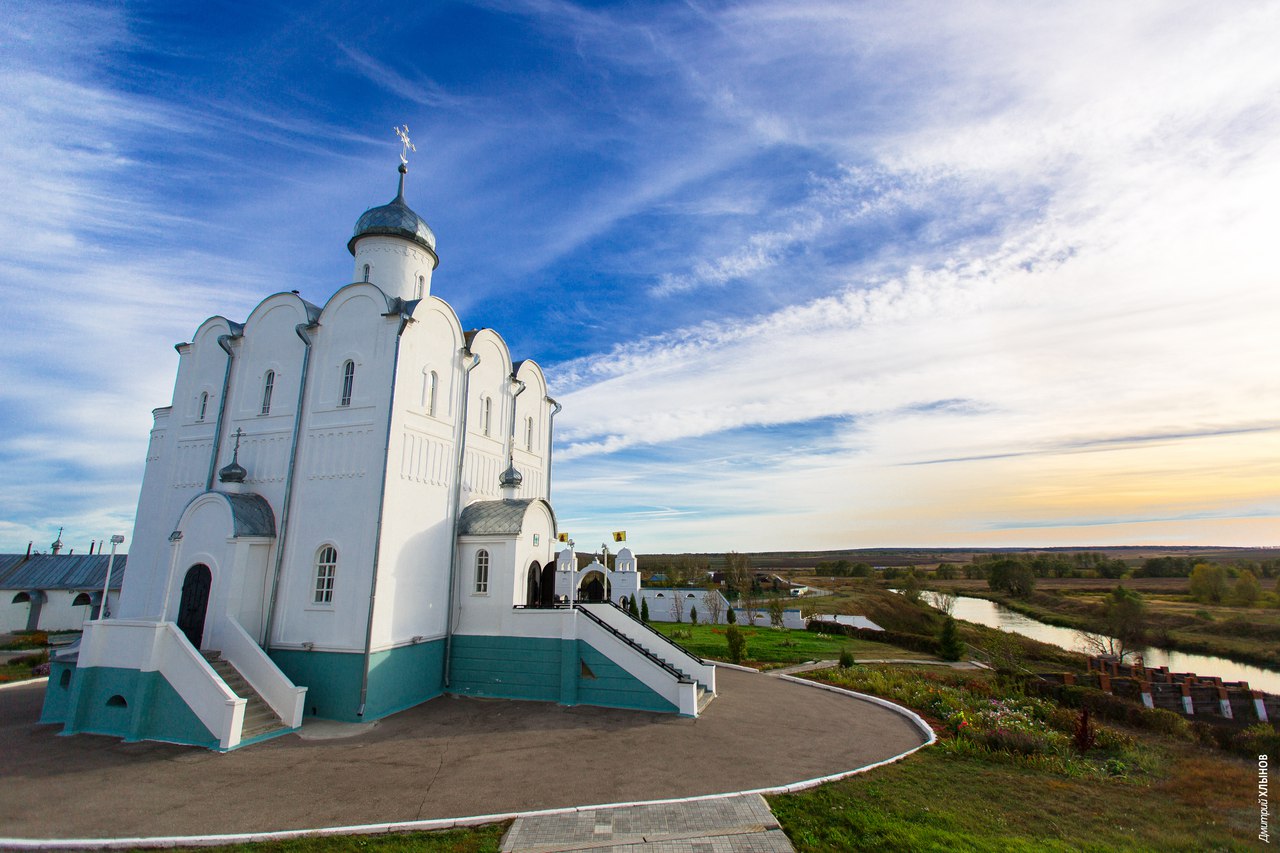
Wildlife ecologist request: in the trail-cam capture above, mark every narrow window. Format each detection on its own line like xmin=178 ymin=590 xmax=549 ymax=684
xmin=260 ymin=370 xmax=275 ymax=415
xmin=524 ymin=416 xmax=534 ymax=451
xmin=423 ymin=370 xmax=438 ymax=415
xmin=482 ymin=397 xmax=492 ymax=436
xmin=474 ymin=550 xmax=489 ymax=594
xmin=340 ymin=360 xmax=355 ymax=407
xmin=314 ymin=546 xmax=337 ymax=604
xmin=362 ymin=264 xmax=370 ymax=283
xmin=415 ymin=275 xmax=425 ymax=299
xmin=198 ymin=391 xmax=209 ymax=422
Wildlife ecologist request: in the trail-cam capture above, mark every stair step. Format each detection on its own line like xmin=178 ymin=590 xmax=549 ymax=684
xmin=204 ymin=655 xmax=286 ymax=738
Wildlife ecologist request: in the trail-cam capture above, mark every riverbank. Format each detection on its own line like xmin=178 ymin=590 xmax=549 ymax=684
xmin=948 ymin=586 xmax=1280 ymax=671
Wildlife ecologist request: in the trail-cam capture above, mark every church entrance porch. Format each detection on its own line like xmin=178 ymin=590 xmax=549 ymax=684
xmin=177 ymin=564 xmax=212 ymax=648
xmin=579 ymin=571 xmax=605 ymax=602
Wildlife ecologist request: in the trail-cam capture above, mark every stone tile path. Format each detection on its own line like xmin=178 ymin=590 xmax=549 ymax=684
xmin=501 ymin=794 xmax=794 ymax=853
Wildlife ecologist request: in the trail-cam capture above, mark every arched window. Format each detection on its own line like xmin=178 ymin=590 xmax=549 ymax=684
xmin=482 ymin=396 xmax=492 ymax=436
xmin=474 ymin=550 xmax=489 ymax=594
xmin=423 ymin=370 xmax=437 ymax=415
xmin=415 ymin=275 xmax=425 ymax=299
xmin=525 ymin=416 xmax=534 ymax=451
xmin=314 ymin=546 xmax=337 ymax=604
xmin=340 ymin=360 xmax=355 ymax=407
xmin=198 ymin=391 xmax=209 ymax=422
xmin=72 ymin=593 xmax=92 ymax=607
xmin=261 ymin=370 xmax=275 ymax=415
xmin=362 ymin=264 xmax=371 ymax=282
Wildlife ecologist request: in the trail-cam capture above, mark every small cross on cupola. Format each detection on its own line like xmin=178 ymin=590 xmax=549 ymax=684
xmin=219 ymin=428 xmax=248 ymax=484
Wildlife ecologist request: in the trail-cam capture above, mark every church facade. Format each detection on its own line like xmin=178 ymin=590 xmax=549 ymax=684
xmin=40 ymin=159 xmax=713 ymax=750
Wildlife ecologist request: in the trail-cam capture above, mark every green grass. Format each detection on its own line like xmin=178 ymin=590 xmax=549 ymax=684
xmin=769 ymin=742 xmax=1258 ymax=852
xmin=771 ymin=666 xmax=1260 ymax=851
xmin=165 ymin=823 xmax=508 ymax=853
xmin=651 ymin=622 xmax=932 ymax=667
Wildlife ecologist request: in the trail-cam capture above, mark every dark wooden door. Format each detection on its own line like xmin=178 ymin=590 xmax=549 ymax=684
xmin=540 ymin=563 xmax=557 ymax=606
xmin=526 ymin=562 xmax=541 ymax=607
xmin=177 ymin=564 xmax=212 ymax=649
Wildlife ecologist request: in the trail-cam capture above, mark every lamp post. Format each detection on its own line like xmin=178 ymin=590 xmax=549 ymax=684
xmin=99 ymin=534 xmax=124 ymax=620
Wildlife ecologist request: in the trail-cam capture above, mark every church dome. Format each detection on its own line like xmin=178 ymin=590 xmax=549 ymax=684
xmin=348 ymin=164 xmax=437 ymax=257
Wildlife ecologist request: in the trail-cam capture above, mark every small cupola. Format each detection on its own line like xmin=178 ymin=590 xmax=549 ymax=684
xmin=219 ymin=428 xmax=248 ymax=485
xmin=499 ymin=458 xmax=523 ymax=500
xmin=349 ymin=126 xmax=438 ymax=302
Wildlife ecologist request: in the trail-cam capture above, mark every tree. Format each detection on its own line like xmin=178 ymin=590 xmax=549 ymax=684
xmin=901 ymin=570 xmax=922 ymax=604
xmin=690 ymin=604 xmax=699 ymax=625
xmin=935 ymin=562 xmax=957 ymax=580
xmin=725 ymin=625 xmax=746 ymax=664
xmin=725 ymin=551 xmax=752 ymax=601
xmin=669 ymin=590 xmax=686 ymax=623
xmin=628 ymin=595 xmax=640 ymax=619
xmin=1232 ymin=570 xmax=1261 ymax=607
xmin=768 ymin=597 xmax=785 ymax=628
xmin=1189 ymin=563 xmax=1229 ymax=604
xmin=726 ymin=605 xmax=737 ymax=624
xmin=987 ymin=559 xmax=1035 ymax=597
xmin=702 ymin=588 xmax=725 ymax=625
xmin=938 ymin=617 xmax=964 ymax=661
xmin=1081 ymin=585 xmax=1146 ymax=662
xmin=640 ymin=597 xmax=650 ymax=623
xmin=933 ymin=588 xmax=957 ymax=616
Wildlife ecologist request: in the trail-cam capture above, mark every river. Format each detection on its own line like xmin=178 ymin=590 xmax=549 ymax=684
xmin=925 ymin=592 xmax=1280 ymax=694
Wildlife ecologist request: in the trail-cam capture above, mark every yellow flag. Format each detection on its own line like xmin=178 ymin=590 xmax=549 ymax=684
xmin=612 ymin=531 xmax=626 ymax=542
xmin=557 ymin=532 xmax=569 ymax=543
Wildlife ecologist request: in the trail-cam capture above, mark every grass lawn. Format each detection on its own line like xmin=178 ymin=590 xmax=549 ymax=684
xmin=651 ymin=622 xmax=932 ymax=667
xmin=770 ymin=665 xmax=1262 ymax=851
xmin=769 ymin=740 xmax=1259 ymax=851
xmin=166 ymin=823 xmax=508 ymax=853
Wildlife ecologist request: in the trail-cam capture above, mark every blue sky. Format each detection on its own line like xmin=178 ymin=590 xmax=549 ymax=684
xmin=2 ymin=1 xmax=1279 ymax=554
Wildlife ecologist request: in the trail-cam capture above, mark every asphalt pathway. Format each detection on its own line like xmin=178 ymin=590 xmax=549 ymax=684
xmin=0 ymin=667 xmax=925 ymax=843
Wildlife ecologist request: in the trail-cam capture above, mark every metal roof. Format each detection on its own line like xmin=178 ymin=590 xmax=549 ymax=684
xmin=458 ymin=499 xmax=552 ymax=536
xmin=222 ymin=493 xmax=277 ymax=538
xmin=0 ymin=554 xmax=127 ymax=591
xmin=347 ymin=168 xmax=437 ymax=259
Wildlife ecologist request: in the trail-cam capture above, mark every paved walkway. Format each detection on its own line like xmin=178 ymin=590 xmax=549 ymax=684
xmin=0 ymin=667 xmax=926 ymax=844
xmin=501 ymin=795 xmax=793 ymax=852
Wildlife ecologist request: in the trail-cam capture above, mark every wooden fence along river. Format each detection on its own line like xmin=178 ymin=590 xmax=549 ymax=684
xmin=1036 ymin=656 xmax=1280 ymax=723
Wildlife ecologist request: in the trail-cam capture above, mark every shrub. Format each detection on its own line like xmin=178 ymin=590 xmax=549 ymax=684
xmin=640 ymin=598 xmax=649 ymax=623
xmin=1235 ymin=722 xmax=1280 ymax=757
xmin=838 ymin=648 xmax=855 ymax=669
xmin=690 ymin=605 xmax=698 ymax=625
xmin=938 ymin=617 xmax=964 ymax=661
xmin=725 ymin=625 xmax=747 ymax=664
xmin=1073 ymin=708 xmax=1097 ymax=753
xmin=726 ymin=607 xmax=737 ymax=625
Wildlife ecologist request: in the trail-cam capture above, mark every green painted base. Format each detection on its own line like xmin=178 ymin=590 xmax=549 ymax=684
xmin=448 ymin=634 xmax=676 ymax=713
xmin=270 ymin=640 xmax=445 ymax=723
xmin=40 ymin=663 xmax=218 ymax=749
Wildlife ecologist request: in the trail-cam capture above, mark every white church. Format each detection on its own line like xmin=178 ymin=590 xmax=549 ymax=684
xmin=40 ymin=143 xmax=714 ymax=750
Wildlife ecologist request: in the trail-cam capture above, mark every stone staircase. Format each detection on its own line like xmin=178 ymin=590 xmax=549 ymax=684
xmin=696 ymin=684 xmax=714 ymax=715
xmin=201 ymin=650 xmax=286 ymax=740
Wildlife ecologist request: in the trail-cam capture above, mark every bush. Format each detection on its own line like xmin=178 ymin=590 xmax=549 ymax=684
xmin=690 ymin=605 xmax=698 ymax=625
xmin=938 ymin=617 xmax=964 ymax=661
xmin=725 ymin=625 xmax=747 ymax=664
xmin=838 ymin=648 xmax=855 ymax=669
xmin=726 ymin=607 xmax=737 ymax=625
xmin=1073 ymin=708 xmax=1097 ymax=753
xmin=640 ymin=598 xmax=649 ymax=623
